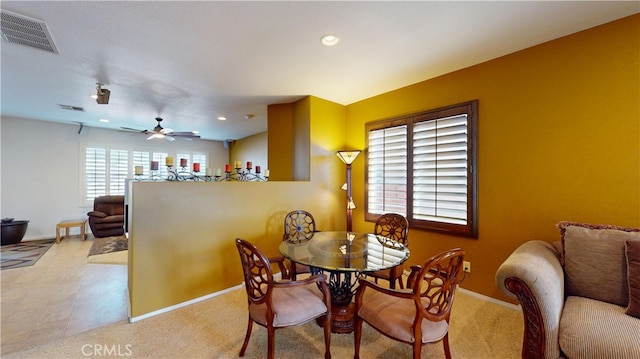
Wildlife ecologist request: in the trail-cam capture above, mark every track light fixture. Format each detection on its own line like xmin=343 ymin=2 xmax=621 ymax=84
xmin=95 ymin=83 xmax=110 ymax=104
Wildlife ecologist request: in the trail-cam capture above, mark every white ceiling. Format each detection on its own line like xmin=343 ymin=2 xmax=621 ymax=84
xmin=1 ymin=1 xmax=638 ymax=141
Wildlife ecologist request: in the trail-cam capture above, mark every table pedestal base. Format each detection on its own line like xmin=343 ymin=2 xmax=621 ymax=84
xmin=317 ymin=302 xmax=355 ymax=333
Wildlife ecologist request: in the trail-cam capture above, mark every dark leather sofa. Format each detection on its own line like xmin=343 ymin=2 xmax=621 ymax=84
xmin=87 ymin=195 xmax=125 ymax=238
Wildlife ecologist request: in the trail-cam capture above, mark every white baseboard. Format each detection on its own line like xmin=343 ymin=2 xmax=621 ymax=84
xmin=127 ymin=272 xmax=519 ymax=322
xmin=457 ymin=287 xmax=521 ymax=311
xmin=128 ymin=284 xmax=243 ymax=323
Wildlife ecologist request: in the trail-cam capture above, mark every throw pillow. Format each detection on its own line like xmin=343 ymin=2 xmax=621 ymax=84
xmin=626 ymin=240 xmax=640 ymax=318
xmin=557 ymin=221 xmax=640 ymax=307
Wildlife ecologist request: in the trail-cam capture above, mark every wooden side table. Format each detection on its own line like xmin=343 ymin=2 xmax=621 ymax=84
xmin=56 ymin=219 xmax=88 ymax=243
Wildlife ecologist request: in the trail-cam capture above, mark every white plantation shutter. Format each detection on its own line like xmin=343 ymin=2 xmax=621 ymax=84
xmin=109 ymin=149 xmax=128 ymax=195
xmin=176 ymin=153 xmax=191 ymax=169
xmin=85 ymin=147 xmax=106 ymax=201
xmin=192 ymin=153 xmax=207 ymax=173
xmin=152 ymin=152 xmax=169 ymax=178
xmin=132 ymin=151 xmax=151 ymax=176
xmin=413 ymin=115 xmax=468 ymax=225
xmin=367 ymin=125 xmax=408 ymax=216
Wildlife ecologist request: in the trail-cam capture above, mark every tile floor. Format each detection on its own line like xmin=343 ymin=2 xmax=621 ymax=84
xmin=1 ymin=234 xmax=128 ymax=355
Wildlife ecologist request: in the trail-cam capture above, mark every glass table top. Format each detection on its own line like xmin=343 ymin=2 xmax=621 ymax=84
xmin=278 ymin=231 xmax=410 ymax=272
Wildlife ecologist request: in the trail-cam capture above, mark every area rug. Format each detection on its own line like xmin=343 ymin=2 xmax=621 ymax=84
xmin=1 ymin=238 xmax=55 ymax=270
xmin=87 ymin=249 xmax=128 ymax=265
xmin=87 ymin=235 xmax=127 ymax=256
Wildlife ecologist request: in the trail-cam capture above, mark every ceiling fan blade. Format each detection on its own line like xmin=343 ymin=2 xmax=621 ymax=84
xmin=120 ymin=127 xmax=146 ymax=133
xmin=170 ymin=132 xmax=200 ymax=138
xmin=161 ymin=128 xmax=173 ymax=134
xmin=166 ymin=135 xmax=176 ymax=141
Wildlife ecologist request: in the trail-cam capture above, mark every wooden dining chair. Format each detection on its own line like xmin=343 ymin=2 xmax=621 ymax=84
xmin=354 ymin=248 xmax=465 ymax=359
xmin=282 ymin=210 xmax=317 ymax=280
xmin=366 ymin=213 xmax=409 ymax=288
xmin=235 ymin=238 xmax=332 ymax=359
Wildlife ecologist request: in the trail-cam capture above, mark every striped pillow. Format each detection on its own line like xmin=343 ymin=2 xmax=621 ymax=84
xmin=626 ymin=240 xmax=640 ymax=318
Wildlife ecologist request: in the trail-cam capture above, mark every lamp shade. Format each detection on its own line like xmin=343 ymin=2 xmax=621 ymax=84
xmin=336 ymin=150 xmax=361 ymax=165
xmin=347 ymin=197 xmax=356 ymax=210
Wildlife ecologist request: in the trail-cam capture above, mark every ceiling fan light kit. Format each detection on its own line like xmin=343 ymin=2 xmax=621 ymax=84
xmin=120 ymin=117 xmax=200 ymax=141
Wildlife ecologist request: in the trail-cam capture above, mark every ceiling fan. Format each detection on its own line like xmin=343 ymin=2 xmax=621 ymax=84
xmin=120 ymin=117 xmax=200 ymax=141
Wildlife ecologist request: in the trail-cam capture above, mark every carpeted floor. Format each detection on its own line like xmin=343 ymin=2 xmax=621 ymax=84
xmin=87 ymin=236 xmax=127 ymax=257
xmin=0 ymin=239 xmax=55 ymax=270
xmin=3 ymin=287 xmax=524 ymax=358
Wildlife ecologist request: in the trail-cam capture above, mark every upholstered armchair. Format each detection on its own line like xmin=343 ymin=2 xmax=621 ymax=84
xmin=87 ymin=195 xmax=125 ymax=238
xmin=496 ymin=222 xmax=640 ymax=359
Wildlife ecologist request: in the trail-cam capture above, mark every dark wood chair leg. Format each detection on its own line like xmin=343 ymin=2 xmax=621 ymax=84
xmin=354 ymin=315 xmax=363 ymax=359
xmin=412 ymin=340 xmax=422 ymax=359
xmin=267 ymin=325 xmax=275 ymax=359
xmin=239 ymin=316 xmax=253 ymax=356
xmin=323 ymin=313 xmax=332 ymax=359
xmin=443 ymin=333 xmax=452 ymax=359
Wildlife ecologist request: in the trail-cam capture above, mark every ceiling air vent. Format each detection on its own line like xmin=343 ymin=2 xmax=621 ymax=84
xmin=0 ymin=9 xmax=59 ymax=54
xmin=58 ymin=104 xmax=85 ymax=112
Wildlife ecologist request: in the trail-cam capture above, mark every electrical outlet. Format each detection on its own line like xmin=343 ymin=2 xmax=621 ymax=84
xmin=463 ymin=261 xmax=471 ymax=273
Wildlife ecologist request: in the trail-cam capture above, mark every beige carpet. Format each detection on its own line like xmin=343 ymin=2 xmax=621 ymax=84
xmin=4 ymin=287 xmax=523 ymax=359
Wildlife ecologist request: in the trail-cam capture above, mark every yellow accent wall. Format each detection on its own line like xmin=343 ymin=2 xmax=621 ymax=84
xmin=346 ymin=14 xmax=640 ymax=301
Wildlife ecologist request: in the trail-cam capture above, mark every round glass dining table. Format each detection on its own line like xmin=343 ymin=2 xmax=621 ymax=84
xmin=279 ymin=231 xmax=410 ymax=333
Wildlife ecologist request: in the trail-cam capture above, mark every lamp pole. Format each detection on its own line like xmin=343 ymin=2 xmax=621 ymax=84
xmin=337 ymin=150 xmax=361 ymax=232
xmin=345 ymin=162 xmax=353 ymax=231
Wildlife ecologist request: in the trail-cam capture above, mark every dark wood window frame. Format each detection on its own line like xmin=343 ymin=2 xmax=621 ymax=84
xmin=365 ymin=100 xmax=478 ymax=238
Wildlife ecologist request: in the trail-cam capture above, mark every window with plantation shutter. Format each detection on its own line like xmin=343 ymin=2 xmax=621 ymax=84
xmin=365 ymin=100 xmax=478 ymax=238
xmin=83 ymin=146 xmax=209 ymax=205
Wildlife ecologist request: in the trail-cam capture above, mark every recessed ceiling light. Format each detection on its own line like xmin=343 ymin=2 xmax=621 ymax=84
xmin=321 ymin=35 xmax=340 ymax=46
xmin=218 ymin=116 xmax=227 ymax=121
xmin=99 ymin=118 xmax=109 ymax=123
xmin=90 ymin=94 xmax=98 ymax=99
xmin=192 ymin=130 xmax=200 ymax=134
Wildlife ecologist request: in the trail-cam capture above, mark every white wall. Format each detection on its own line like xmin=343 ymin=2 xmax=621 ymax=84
xmin=1 ymin=117 xmax=227 ymax=240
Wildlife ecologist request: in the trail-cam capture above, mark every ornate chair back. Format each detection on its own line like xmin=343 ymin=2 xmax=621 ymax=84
xmin=374 ymin=213 xmax=409 ymax=246
xmin=283 ymin=210 xmax=316 ymax=242
xmin=282 ymin=210 xmax=316 ymax=279
xmin=367 ymin=213 xmax=409 ymax=288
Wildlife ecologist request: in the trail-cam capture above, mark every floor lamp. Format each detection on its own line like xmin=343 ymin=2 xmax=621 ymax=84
xmin=337 ymin=150 xmax=361 ymax=232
